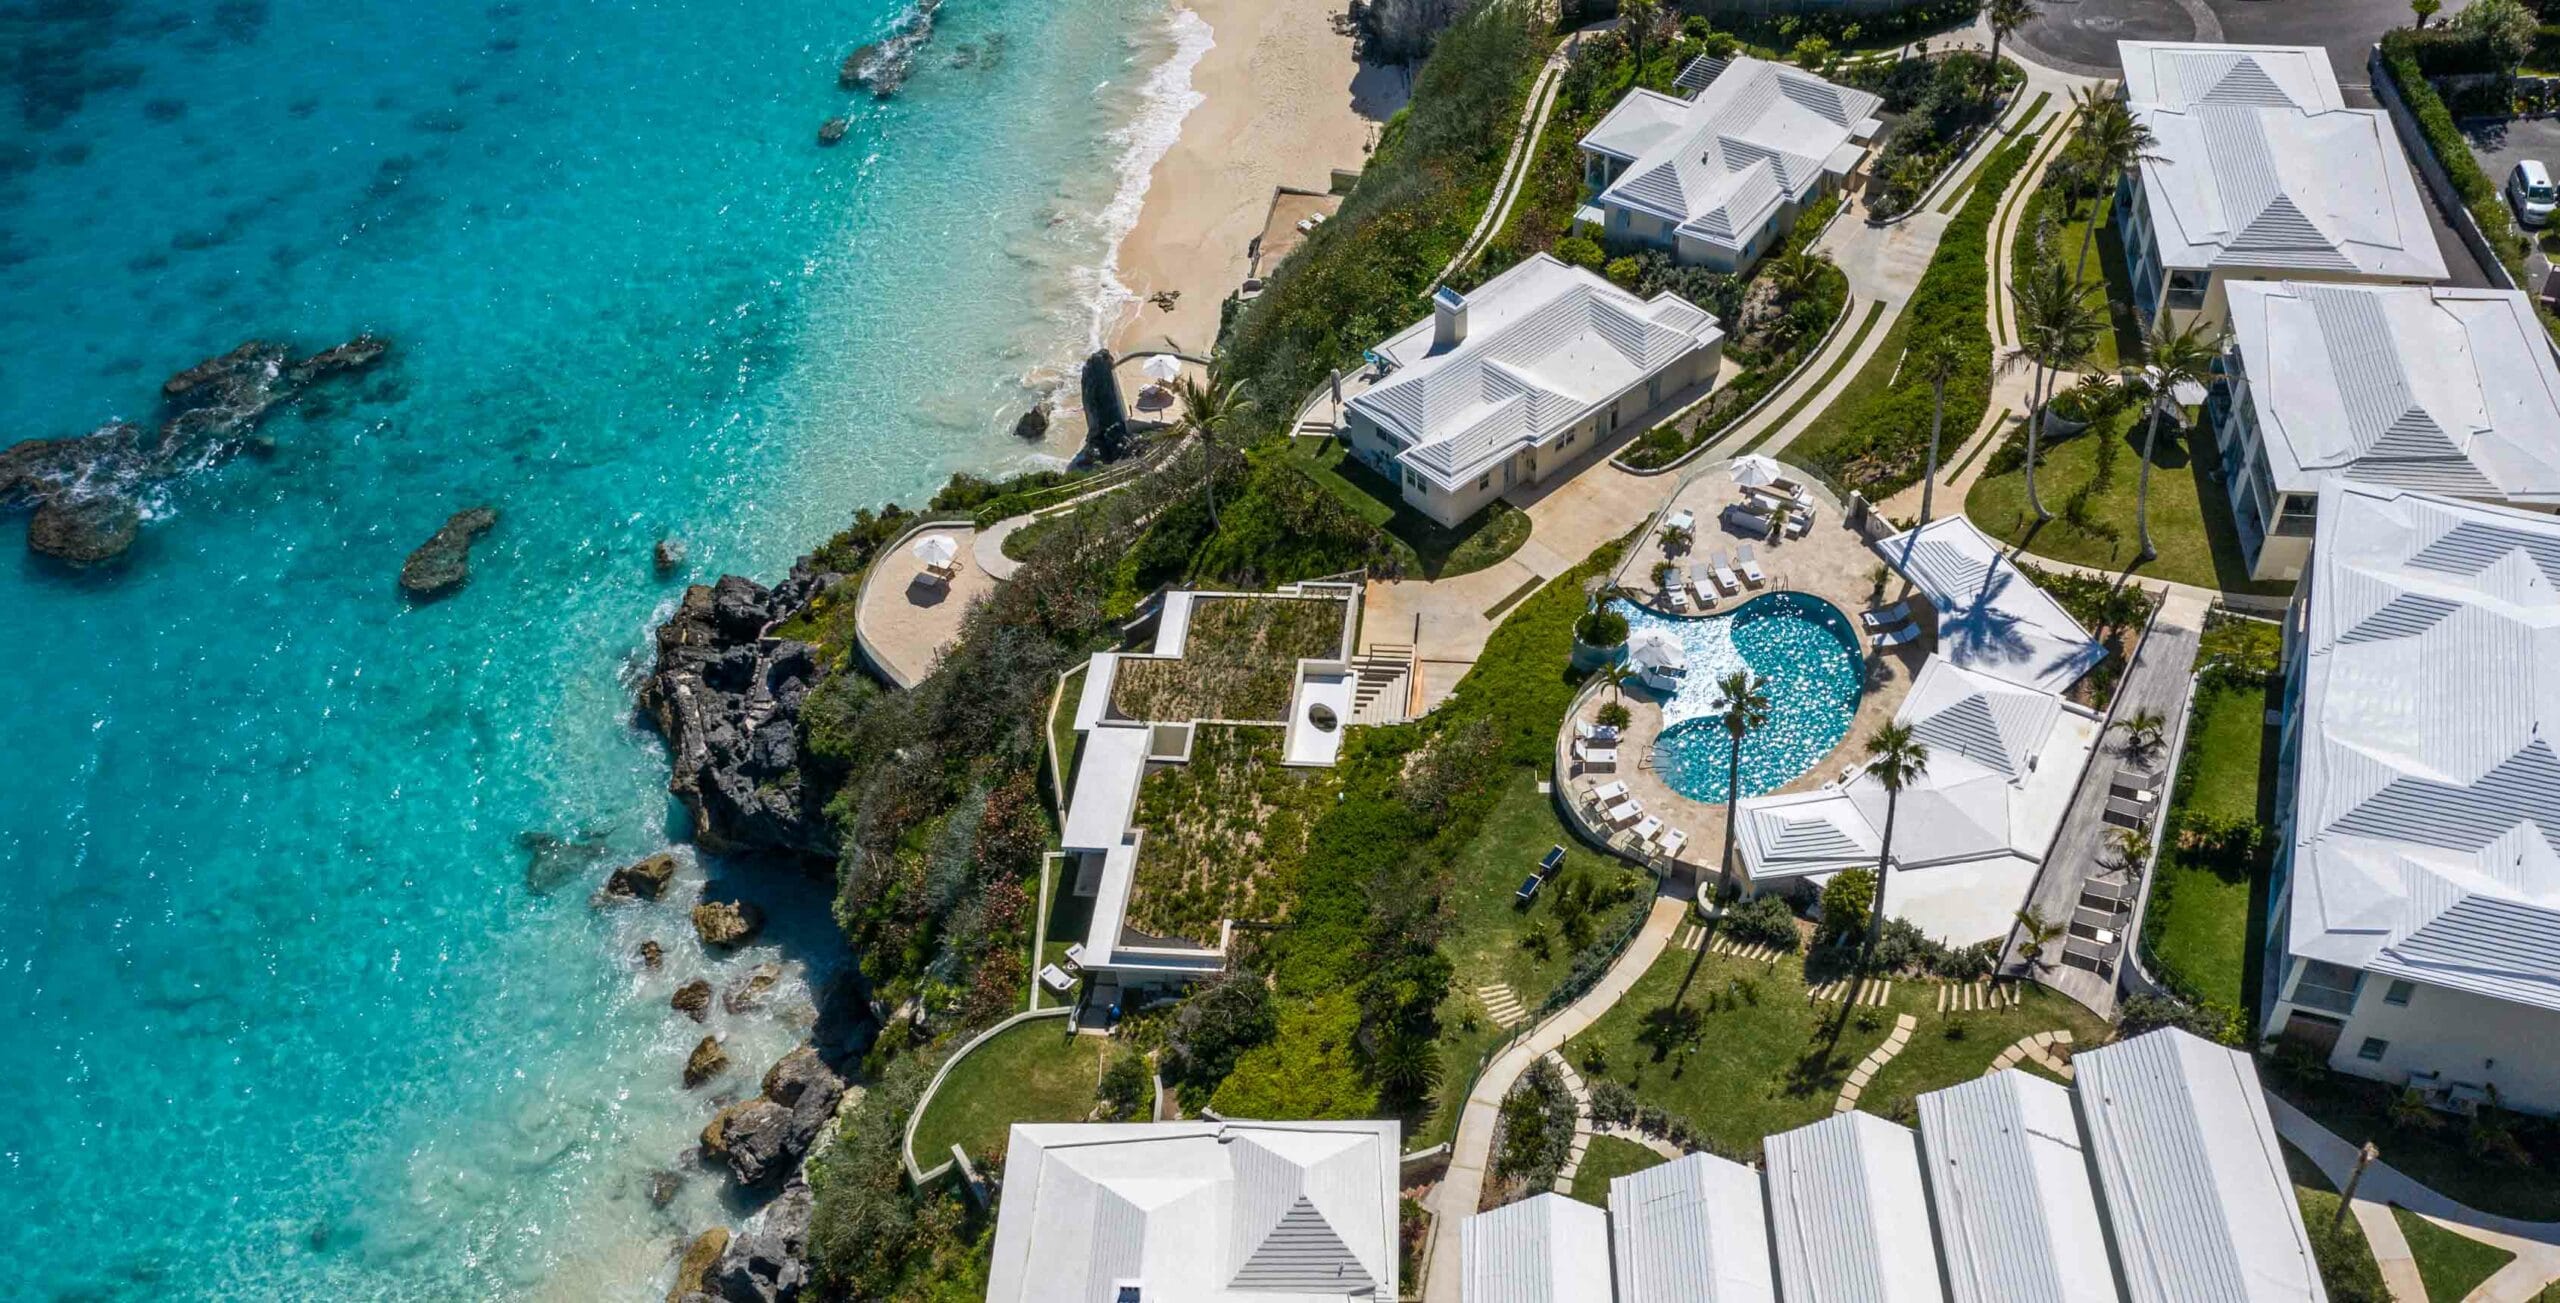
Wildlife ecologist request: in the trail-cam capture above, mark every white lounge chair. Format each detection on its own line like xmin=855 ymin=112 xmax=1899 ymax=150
xmin=1593 ymin=780 xmax=1629 ymax=803
xmin=1771 ymin=473 xmax=1810 ymax=499
xmin=1785 ymin=506 xmax=1815 ymax=538
xmin=1687 ymin=565 xmax=1718 ymax=609
xmin=1664 ymin=507 xmax=1695 ymax=535
xmin=1873 ymin=621 xmax=1922 ymax=649
xmin=1574 ymin=740 xmax=1618 ymax=771
xmin=1061 ymin=943 xmax=1088 ymax=973
xmin=1860 ymin=601 xmax=1910 ymax=630
xmin=1606 ymin=798 xmax=1644 ymax=827
xmin=1656 ymin=828 xmax=1688 ymax=861
xmin=1737 ymin=545 xmax=1766 ymax=587
xmin=1667 ymin=582 xmax=1691 ymax=612
xmin=1631 ymin=815 xmax=1665 ymax=845
xmin=1039 ymin=964 xmax=1077 ymax=994
xmin=1712 ymin=551 xmax=1741 ymax=594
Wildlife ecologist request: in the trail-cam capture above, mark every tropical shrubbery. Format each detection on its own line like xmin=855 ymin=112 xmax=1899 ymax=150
xmin=1719 ymin=894 xmax=1803 ymax=952
xmin=1493 ymin=1057 xmax=1581 ymax=1197
xmin=1842 ymin=51 xmax=2017 ymax=219
xmin=1792 ymin=131 xmax=2042 ymax=497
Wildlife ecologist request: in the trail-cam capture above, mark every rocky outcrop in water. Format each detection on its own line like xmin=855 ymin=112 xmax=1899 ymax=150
xmin=598 ymin=851 xmax=678 ymax=902
xmin=672 ymin=979 xmax=714 ymax=1022
xmin=637 ymin=568 xmax=839 ymax=858
xmin=684 ymin=1035 xmax=729 ymax=1088
xmin=1011 ymin=399 xmax=1050 ymax=442
xmin=655 ymin=536 xmax=687 ymax=576
xmin=670 ymin=1227 xmax=730 ymax=1303
xmin=1075 ymin=349 xmax=1132 ymax=468
xmin=0 ymin=336 xmax=387 ymax=565
xmin=708 ymin=1170 xmax=814 ymax=1303
xmin=723 ymin=962 xmax=782 ymax=1014
xmin=692 ymin=899 xmax=764 ymax=950
xmin=815 ymin=117 xmax=846 ymax=146
xmin=399 ymin=505 xmax=497 ymax=600
xmin=839 ymin=0 xmax=942 ymax=97
xmin=698 ymin=1045 xmax=846 ymax=1188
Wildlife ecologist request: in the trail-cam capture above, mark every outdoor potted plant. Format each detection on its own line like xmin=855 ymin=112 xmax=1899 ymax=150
xmin=1571 ymin=602 xmax=1630 ymax=673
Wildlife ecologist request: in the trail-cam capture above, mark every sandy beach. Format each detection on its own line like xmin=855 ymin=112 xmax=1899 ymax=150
xmin=1108 ymin=0 xmax=1408 ymax=361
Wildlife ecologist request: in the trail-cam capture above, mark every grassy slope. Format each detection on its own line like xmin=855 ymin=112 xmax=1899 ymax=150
xmin=1288 ymin=439 xmax=1531 ymax=579
xmin=909 ymin=1020 xmax=1109 ymax=1165
xmin=2285 ymin=1141 xmax=2392 ymax=1303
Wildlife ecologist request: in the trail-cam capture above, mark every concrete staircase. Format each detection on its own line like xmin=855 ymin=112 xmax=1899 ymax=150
xmin=1352 ymin=643 xmax=1415 ymax=724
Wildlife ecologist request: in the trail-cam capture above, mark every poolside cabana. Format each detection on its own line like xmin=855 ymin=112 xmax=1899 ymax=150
xmin=1871 ymin=517 xmax=2105 ymax=696
xmin=1627 ymin=629 xmax=1688 ymax=691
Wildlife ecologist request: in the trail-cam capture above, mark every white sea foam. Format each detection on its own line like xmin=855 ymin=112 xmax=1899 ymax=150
xmin=1075 ymin=5 xmax=1214 ymax=354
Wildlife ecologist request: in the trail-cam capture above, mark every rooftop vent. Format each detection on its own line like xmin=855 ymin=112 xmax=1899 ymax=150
xmin=1432 ymin=285 xmax=1468 ymax=351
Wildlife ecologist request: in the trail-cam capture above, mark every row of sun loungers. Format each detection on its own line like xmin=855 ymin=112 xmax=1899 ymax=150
xmin=1667 ymin=546 xmax=1770 ymax=611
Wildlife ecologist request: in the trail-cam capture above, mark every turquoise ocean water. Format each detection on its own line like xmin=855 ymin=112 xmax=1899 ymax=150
xmin=0 ymin=0 xmax=1191 ymax=1295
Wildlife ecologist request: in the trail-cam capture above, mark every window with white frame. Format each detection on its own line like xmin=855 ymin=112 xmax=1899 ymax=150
xmin=2356 ymin=1037 xmax=2389 ymax=1062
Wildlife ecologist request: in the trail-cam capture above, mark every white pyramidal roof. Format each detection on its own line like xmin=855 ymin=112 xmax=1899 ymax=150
xmin=1762 ymin=1111 xmax=1946 ymax=1303
xmin=1874 ymin=515 xmax=2107 ymax=695
xmin=986 ymin=1119 xmax=1401 ymax=1303
xmin=1609 ymin=1153 xmax=1777 ymax=1303
xmin=1581 ymin=56 xmax=1881 ymax=259
xmin=2117 ymin=41 xmax=2444 ymax=282
xmin=1915 ymin=1070 xmax=2120 ymax=1303
xmin=1461 ymin=1191 xmax=1615 ymax=1303
xmin=2287 ymin=481 xmax=2560 ymax=1013
xmin=2225 ymin=281 xmax=2560 ymax=501
xmin=2074 ymin=1030 xmax=2324 ymax=1303
xmin=1349 ymin=255 xmax=1721 ymax=493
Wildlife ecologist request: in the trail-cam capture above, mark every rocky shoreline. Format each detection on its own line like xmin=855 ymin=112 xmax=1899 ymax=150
xmin=0 ymin=336 xmax=389 ymax=565
xmin=637 ymin=568 xmax=841 ymax=859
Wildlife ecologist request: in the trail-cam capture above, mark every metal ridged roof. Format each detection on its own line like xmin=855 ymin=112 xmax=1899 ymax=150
xmin=1461 ymin=1193 xmax=1614 ymax=1303
xmin=1875 ymin=517 xmax=2108 ymax=696
xmin=1608 ymin=1152 xmax=1777 ymax=1303
xmin=1764 ymin=1112 xmax=1946 ymax=1303
xmin=2073 ymin=1032 xmax=2324 ymax=1303
xmin=1915 ymin=1071 xmax=2123 ymax=1303
xmin=1580 ymin=56 xmax=1880 ymax=256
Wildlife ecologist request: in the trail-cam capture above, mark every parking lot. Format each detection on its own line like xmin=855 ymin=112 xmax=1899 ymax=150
xmin=2009 ymin=0 xmax=2475 ymax=92
xmin=2462 ymin=115 xmax=2560 ymax=247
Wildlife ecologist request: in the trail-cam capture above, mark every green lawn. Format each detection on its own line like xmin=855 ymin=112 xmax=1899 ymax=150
xmin=2012 ymin=176 xmax=2143 ymax=372
xmin=2144 ymin=680 xmax=2269 ymax=1015
xmin=1855 ymin=984 xmax=2112 ymax=1118
xmin=1414 ymin=770 xmax=1652 ymax=1150
xmin=2395 ymin=1206 xmax=2516 ymax=1302
xmin=1567 ymin=1136 xmax=1668 ymax=1207
xmin=1288 ymin=439 xmax=1531 ymax=579
xmin=1963 ymin=410 xmax=2288 ymax=596
xmin=910 ymin=1018 xmax=1111 ymax=1166
xmin=2286 ymin=1141 xmax=2392 ymax=1303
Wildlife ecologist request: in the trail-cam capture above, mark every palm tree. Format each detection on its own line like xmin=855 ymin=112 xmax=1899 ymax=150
xmin=2412 ymin=0 xmax=2442 ymax=27
xmin=1913 ymin=337 xmax=1963 ymax=531
xmin=2065 ymin=92 xmax=2160 ymax=288
xmin=2009 ymin=261 xmax=2102 ymax=522
xmin=1711 ymin=670 xmax=1772 ymax=903
xmin=1767 ymin=249 xmax=1830 ymax=299
xmin=1660 ymin=522 xmax=1694 ymax=555
xmin=2132 ymin=316 xmax=2216 ymax=561
xmin=1600 ymin=661 xmax=1636 ymax=704
xmin=2014 ymin=907 xmax=2066 ymax=971
xmin=1622 ymin=0 xmax=1660 ymax=83
xmin=1166 ymin=369 xmax=1252 ymax=527
xmin=1983 ymin=0 xmax=2040 ymax=105
xmin=1844 ymin=723 xmax=1930 ymax=1013
xmin=2114 ymin=707 xmax=2167 ymax=762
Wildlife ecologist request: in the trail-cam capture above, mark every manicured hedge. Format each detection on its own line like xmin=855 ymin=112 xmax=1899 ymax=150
xmin=1791 ymin=130 xmax=2043 ymax=497
xmin=2378 ymin=44 xmax=2533 ymax=280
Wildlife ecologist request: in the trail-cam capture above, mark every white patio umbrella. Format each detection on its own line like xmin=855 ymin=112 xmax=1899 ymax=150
xmin=1141 ymin=353 xmax=1184 ymax=382
xmin=1730 ymin=453 xmax=1784 ymax=487
xmin=1627 ymin=630 xmax=1688 ymax=676
xmin=912 ymin=533 xmax=959 ymax=568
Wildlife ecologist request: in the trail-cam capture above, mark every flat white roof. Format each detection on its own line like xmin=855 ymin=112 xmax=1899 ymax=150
xmin=1284 ymin=665 xmax=1355 ymax=767
xmin=1916 ymin=1070 xmax=2121 ymax=1303
xmin=987 ymin=1119 xmax=1402 ymax=1303
xmin=1874 ymin=516 xmax=2107 ymax=695
xmin=2074 ymin=1029 xmax=2323 ymax=1303
xmin=2119 ymin=41 xmax=2444 ymax=283
xmin=1061 ymin=723 xmax=1149 ymax=852
xmin=1609 ymin=1152 xmax=1777 ymax=1303
xmin=2286 ymin=481 xmax=2560 ymax=1012
xmin=1461 ymin=1192 xmax=1614 ymax=1303
xmin=1763 ymin=1111 xmax=1946 ymax=1303
xmin=1350 ymin=254 xmax=1722 ymax=492
xmin=2226 ymin=281 xmax=2560 ymax=501
xmin=1581 ymin=56 xmax=1882 ymax=258
xmin=1073 ymin=652 xmax=1120 ymax=732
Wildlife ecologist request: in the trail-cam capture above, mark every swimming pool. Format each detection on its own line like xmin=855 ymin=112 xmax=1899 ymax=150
xmin=1609 ymin=592 xmax=1865 ymax=804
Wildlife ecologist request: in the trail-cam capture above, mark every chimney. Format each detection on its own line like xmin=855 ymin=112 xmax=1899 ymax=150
xmin=1432 ymin=285 xmax=1468 ymax=351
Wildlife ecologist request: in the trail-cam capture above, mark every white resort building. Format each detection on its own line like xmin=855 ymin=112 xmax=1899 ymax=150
xmin=2210 ymin=280 xmax=2560 ymax=582
xmin=985 ymin=1118 xmax=1402 ymax=1303
xmin=1059 ymin=584 xmax=1367 ymax=998
xmin=1457 ymin=1028 xmax=2324 ymax=1302
xmin=1577 ymin=55 xmax=1881 ymax=273
xmin=1339 ymin=255 xmax=1725 ymax=528
xmin=1730 ymin=517 xmax=2106 ymax=945
xmin=2264 ymin=481 xmax=2560 ymax=1115
xmin=2113 ymin=41 xmax=2446 ymax=330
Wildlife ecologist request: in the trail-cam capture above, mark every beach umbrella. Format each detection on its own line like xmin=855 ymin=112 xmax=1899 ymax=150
xmin=912 ymin=533 xmax=959 ymax=568
xmin=1628 ymin=630 xmax=1687 ymax=674
xmin=1141 ymin=353 xmax=1183 ymax=382
xmin=1731 ymin=454 xmax=1784 ymax=487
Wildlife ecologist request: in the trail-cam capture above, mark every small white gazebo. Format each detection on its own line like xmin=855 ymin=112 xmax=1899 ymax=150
xmin=1628 ymin=629 xmax=1688 ymax=690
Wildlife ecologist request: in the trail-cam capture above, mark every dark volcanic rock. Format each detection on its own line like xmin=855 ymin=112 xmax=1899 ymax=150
xmin=691 ymin=899 xmax=764 ymax=950
xmin=399 ymin=505 xmax=497 ymax=599
xmin=683 ymin=1035 xmax=729 ymax=1088
xmin=837 ymin=44 xmax=875 ymax=88
xmin=637 ymin=939 xmax=666 ymax=970
xmin=672 ymin=979 xmax=714 ymax=1022
xmin=27 ymin=496 xmax=140 ymax=566
xmin=3 ymin=336 xmax=386 ymax=565
xmin=698 ymin=1045 xmax=846 ymax=1188
xmin=1075 ymin=348 xmax=1132 ymax=467
xmin=816 ymin=117 xmax=847 ymax=146
xmin=646 ymin=1169 xmax=683 ymax=1209
xmin=1011 ymin=400 xmax=1051 ymax=441
xmin=599 ymin=851 xmax=678 ymax=902
xmin=671 ymin=1227 xmax=730 ymax=1301
xmin=711 ymin=1171 xmax=814 ymax=1303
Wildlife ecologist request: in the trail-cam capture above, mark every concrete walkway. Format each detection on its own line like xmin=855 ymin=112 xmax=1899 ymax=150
xmin=1423 ymin=894 xmax=1687 ymax=1302
xmin=2270 ymin=1092 xmax=2560 ymax=1301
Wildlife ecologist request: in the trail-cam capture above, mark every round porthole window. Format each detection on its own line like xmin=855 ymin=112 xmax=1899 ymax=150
xmin=1309 ymin=703 xmax=1340 ymax=732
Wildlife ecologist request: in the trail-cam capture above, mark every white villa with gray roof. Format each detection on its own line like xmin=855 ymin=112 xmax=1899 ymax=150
xmin=1577 ymin=55 xmax=1880 ymax=273
xmin=2114 ymin=41 xmax=2446 ymax=329
xmin=2264 ymin=481 xmax=2560 ymax=1115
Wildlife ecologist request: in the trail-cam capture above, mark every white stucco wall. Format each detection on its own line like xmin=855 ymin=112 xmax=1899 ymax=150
xmin=2272 ymin=970 xmax=2560 ymax=1116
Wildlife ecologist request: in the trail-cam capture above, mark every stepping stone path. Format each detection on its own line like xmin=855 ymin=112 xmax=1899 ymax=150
xmin=1987 ymin=1029 xmax=2077 ymax=1080
xmin=1478 ymin=982 xmax=1528 ymax=1029
xmin=1806 ymin=978 xmax=1892 ymax=1006
xmin=1834 ymin=1013 xmax=1920 ymax=1114
xmin=1543 ymin=1050 xmax=1598 ymax=1195
xmin=1672 ymin=923 xmax=1786 ymax=962
xmin=1934 ymin=980 xmax=2021 ymax=1013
